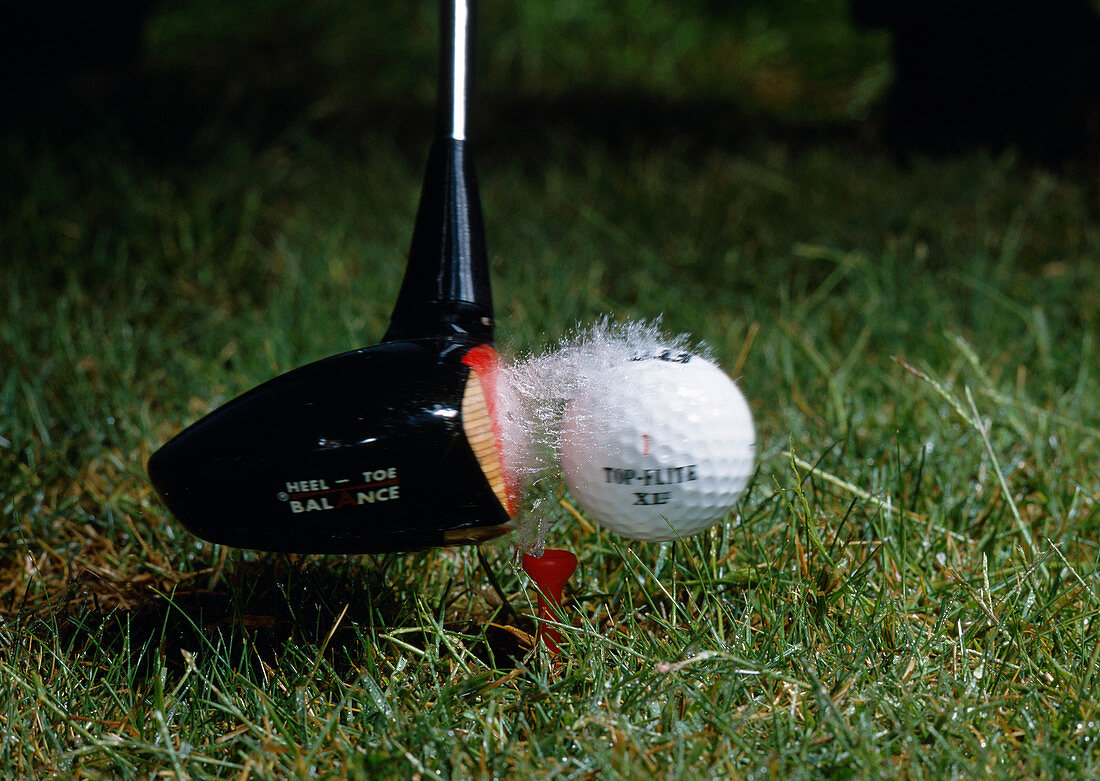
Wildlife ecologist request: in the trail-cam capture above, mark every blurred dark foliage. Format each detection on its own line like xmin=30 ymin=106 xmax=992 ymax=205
xmin=0 ymin=0 xmax=334 ymax=163
xmin=853 ymin=0 xmax=1100 ymax=166
xmin=0 ymin=0 xmax=155 ymax=109
xmin=4 ymin=0 xmax=1099 ymax=174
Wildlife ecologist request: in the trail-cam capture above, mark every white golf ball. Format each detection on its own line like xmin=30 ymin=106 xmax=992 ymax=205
xmin=560 ymin=353 xmax=754 ymax=542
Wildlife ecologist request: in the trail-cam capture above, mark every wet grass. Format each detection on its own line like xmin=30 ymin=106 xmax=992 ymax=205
xmin=3 ymin=0 xmax=1100 ymax=777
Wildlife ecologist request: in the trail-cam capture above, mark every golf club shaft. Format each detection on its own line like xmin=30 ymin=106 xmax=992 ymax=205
xmin=442 ymin=0 xmax=469 ymax=141
xmin=384 ymin=0 xmax=493 ymax=345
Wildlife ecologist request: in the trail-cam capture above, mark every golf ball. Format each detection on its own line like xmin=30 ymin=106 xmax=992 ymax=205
xmin=560 ymin=352 xmax=754 ymax=542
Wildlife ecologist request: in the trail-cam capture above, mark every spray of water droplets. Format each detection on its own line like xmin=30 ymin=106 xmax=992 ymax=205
xmin=497 ymin=317 xmax=710 ymax=553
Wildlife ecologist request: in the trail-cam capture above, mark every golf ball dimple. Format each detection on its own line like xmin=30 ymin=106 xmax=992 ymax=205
xmin=560 ymin=353 xmax=755 ymax=542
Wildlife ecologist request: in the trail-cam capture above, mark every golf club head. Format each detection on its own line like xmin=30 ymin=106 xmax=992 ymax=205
xmin=148 ymin=0 xmax=516 ymax=553
xmin=147 ymin=341 xmax=515 ymax=553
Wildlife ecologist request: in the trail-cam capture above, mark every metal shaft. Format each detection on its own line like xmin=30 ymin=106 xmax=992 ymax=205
xmin=446 ymin=0 xmax=469 ymax=140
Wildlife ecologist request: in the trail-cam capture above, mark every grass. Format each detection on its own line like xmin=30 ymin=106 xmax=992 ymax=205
xmin=3 ymin=0 xmax=1100 ymax=777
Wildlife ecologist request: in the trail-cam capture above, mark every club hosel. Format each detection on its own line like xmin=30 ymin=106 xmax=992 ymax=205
xmin=384 ymin=136 xmax=494 ymax=345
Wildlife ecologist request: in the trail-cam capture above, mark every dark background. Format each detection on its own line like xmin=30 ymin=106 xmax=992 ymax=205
xmin=4 ymin=0 xmax=1098 ymax=169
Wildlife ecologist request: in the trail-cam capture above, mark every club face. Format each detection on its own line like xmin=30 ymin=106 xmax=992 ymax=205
xmin=148 ymin=340 xmax=515 ymax=553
